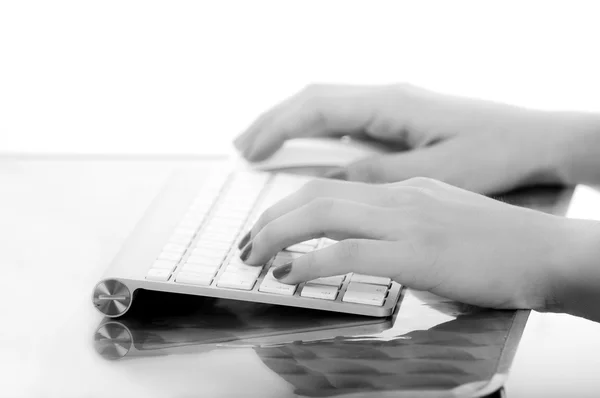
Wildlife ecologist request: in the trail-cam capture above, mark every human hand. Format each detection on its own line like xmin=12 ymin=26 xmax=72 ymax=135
xmin=235 ymin=84 xmax=600 ymax=194
xmin=240 ymin=177 xmax=586 ymax=311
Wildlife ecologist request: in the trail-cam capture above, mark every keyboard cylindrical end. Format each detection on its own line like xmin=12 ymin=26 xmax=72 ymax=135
xmin=92 ymin=279 xmax=132 ymax=317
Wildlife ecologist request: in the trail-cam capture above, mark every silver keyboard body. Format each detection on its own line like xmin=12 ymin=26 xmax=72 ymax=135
xmin=92 ymin=165 xmax=403 ymax=318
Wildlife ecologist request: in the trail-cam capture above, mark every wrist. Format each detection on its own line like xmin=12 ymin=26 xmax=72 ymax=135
xmin=551 ymin=112 xmax=600 ymax=186
xmin=545 ymin=218 xmax=600 ymax=320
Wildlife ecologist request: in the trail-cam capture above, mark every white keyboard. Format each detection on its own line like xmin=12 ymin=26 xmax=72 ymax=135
xmin=92 ymin=166 xmax=403 ymax=318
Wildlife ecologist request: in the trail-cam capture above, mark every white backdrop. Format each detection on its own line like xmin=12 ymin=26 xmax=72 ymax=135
xmin=1 ymin=0 xmax=599 ymax=155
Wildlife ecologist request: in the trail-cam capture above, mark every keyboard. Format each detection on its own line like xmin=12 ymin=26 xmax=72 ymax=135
xmin=92 ymin=165 xmax=403 ymax=318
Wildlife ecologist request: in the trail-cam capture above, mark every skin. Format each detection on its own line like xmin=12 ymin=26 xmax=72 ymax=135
xmin=235 ymin=84 xmax=600 ymax=193
xmin=234 ymin=84 xmax=600 ymax=322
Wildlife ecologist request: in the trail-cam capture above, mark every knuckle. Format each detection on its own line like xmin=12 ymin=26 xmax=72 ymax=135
xmin=336 ymin=239 xmax=362 ymax=262
xmin=302 ymin=83 xmax=328 ymax=97
xmin=384 ymin=185 xmax=434 ymax=209
xmin=301 ymin=179 xmax=325 ymax=198
xmin=403 ymin=209 xmax=425 ymax=228
xmin=300 ymin=84 xmax=330 ymax=115
xmin=389 ymin=82 xmax=421 ymax=100
xmin=299 ymin=84 xmax=333 ymax=129
xmin=257 ymin=206 xmax=277 ymax=227
xmin=391 ymin=82 xmax=417 ymax=94
xmin=276 ymin=120 xmax=296 ymax=140
xmin=405 ymin=176 xmax=439 ymax=188
xmin=379 ymin=187 xmax=407 ymax=207
xmin=403 ymin=187 xmax=429 ymax=206
xmin=392 ymin=82 xmax=410 ymax=91
xmin=307 ymin=197 xmax=336 ymax=218
xmin=348 ymin=157 xmax=385 ymax=182
xmin=385 ymin=83 xmax=409 ymax=99
xmin=256 ymin=222 xmax=276 ymax=243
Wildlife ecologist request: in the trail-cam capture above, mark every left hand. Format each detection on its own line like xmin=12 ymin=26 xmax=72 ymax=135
xmin=234 ymin=84 xmax=600 ymax=194
xmin=239 ymin=177 xmax=578 ymax=310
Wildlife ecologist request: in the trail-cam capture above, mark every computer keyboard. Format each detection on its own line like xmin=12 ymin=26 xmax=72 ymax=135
xmin=92 ymin=165 xmax=403 ymax=318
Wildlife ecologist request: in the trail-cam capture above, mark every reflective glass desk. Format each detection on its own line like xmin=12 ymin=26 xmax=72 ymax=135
xmin=3 ymin=157 xmax=600 ymax=398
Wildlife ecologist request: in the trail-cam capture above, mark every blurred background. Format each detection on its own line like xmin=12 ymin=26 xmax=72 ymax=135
xmin=1 ymin=0 xmax=599 ymax=155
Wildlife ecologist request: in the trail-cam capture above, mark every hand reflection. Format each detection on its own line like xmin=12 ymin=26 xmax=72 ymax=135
xmin=255 ymin=311 xmax=515 ymax=396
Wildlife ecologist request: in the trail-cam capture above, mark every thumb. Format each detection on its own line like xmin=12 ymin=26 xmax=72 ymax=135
xmin=271 ymin=239 xmax=427 ymax=289
xmin=325 ymin=144 xmax=454 ymax=184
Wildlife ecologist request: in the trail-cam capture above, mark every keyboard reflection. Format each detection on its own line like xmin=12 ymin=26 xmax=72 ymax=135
xmin=93 ymin=290 xmax=394 ymax=360
xmin=93 ymin=290 xmax=518 ymax=397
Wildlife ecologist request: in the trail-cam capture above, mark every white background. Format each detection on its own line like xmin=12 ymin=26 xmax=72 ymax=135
xmin=1 ymin=0 xmax=600 ymax=155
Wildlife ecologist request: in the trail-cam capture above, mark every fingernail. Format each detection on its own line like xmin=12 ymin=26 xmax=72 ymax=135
xmin=324 ymin=167 xmax=347 ymax=180
xmin=239 ymin=242 xmax=252 ymax=262
xmin=273 ymin=262 xmax=292 ymax=280
xmin=238 ymin=231 xmax=251 ymax=250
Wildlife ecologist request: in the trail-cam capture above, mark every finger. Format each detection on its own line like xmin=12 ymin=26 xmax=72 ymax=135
xmin=391 ymin=175 xmax=488 ymax=205
xmin=249 ymin=179 xmax=388 ymax=239
xmin=271 ymin=239 xmax=427 ymax=289
xmin=244 ymin=199 xmax=398 ymax=266
xmin=343 ymin=148 xmax=448 ymax=183
xmin=245 ymin=85 xmax=381 ymax=161
xmin=233 ymin=95 xmax=296 ymax=155
xmin=324 ymin=139 xmax=460 ymax=183
xmin=335 ymin=138 xmax=513 ymax=194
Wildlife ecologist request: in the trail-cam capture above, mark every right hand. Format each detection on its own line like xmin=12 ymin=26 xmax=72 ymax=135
xmin=234 ymin=84 xmax=599 ymax=194
xmin=240 ymin=177 xmax=592 ymax=311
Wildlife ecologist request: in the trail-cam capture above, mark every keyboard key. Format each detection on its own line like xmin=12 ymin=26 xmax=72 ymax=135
xmin=309 ymin=275 xmax=345 ymax=287
xmin=183 ymin=210 xmax=206 ymax=220
xmin=202 ymin=225 xmax=240 ymax=235
xmin=181 ymin=262 xmax=219 ymax=276
xmin=185 ymin=206 xmax=209 ymax=216
xmin=225 ymin=262 xmax=263 ymax=278
xmin=220 ymin=196 xmax=256 ymax=205
xmin=300 ymin=284 xmax=339 ymax=301
xmin=163 ymin=243 xmax=188 ymax=255
xmin=169 ymin=234 xmax=193 ymax=245
xmin=189 ymin=203 xmax=212 ymax=213
xmin=186 ymin=254 xmax=224 ymax=266
xmin=157 ymin=251 xmax=182 ymax=262
xmin=286 ymin=242 xmax=317 ymax=253
xmin=193 ymin=196 xmax=216 ymax=206
xmin=350 ymin=274 xmax=391 ymax=286
xmin=342 ymin=282 xmax=388 ymax=306
xmin=217 ymin=273 xmax=257 ymax=290
xmin=319 ymin=239 xmax=337 ymax=248
xmin=259 ymin=271 xmax=297 ymax=296
xmin=208 ymin=215 xmax=245 ymax=225
xmin=195 ymin=241 xmax=231 ymax=251
xmin=146 ymin=268 xmax=171 ymax=282
xmin=173 ymin=227 xmax=197 ymax=237
xmin=231 ymin=171 xmax=270 ymax=185
xmin=178 ymin=219 xmax=202 ymax=229
xmin=151 ymin=260 xmax=177 ymax=272
xmin=198 ymin=232 xmax=237 ymax=243
xmin=176 ymin=271 xmax=213 ymax=286
xmin=191 ymin=247 xmax=228 ymax=258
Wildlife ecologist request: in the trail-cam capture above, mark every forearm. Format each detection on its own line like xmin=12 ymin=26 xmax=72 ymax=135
xmin=548 ymin=218 xmax=600 ymax=321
